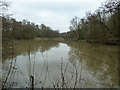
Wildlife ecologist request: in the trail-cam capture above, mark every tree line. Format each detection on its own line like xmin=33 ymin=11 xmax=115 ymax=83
xmin=61 ymin=0 xmax=120 ymax=45
xmin=2 ymin=17 xmax=59 ymax=40
xmin=1 ymin=0 xmax=120 ymax=45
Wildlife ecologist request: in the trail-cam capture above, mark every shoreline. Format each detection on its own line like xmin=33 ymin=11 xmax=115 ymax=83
xmin=34 ymin=37 xmax=64 ymax=41
xmin=3 ymin=37 xmax=119 ymax=46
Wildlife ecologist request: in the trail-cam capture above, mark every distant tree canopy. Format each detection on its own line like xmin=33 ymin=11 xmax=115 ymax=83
xmin=2 ymin=17 xmax=60 ymax=40
xmin=61 ymin=0 xmax=120 ymax=44
xmin=2 ymin=0 xmax=120 ymax=45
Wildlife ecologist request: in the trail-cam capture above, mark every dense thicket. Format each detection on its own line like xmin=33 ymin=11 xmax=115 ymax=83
xmin=2 ymin=17 xmax=59 ymax=40
xmin=61 ymin=0 xmax=120 ymax=44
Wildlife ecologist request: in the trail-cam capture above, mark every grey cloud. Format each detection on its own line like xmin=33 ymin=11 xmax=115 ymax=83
xmin=9 ymin=1 xmax=102 ymax=32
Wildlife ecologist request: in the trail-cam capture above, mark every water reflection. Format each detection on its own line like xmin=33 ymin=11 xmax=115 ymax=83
xmin=67 ymin=41 xmax=118 ymax=87
xmin=2 ymin=41 xmax=71 ymax=88
xmin=2 ymin=40 xmax=119 ymax=88
xmin=2 ymin=40 xmax=60 ymax=60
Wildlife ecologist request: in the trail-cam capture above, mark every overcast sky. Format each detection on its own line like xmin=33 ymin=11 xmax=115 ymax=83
xmin=7 ymin=0 xmax=105 ymax=32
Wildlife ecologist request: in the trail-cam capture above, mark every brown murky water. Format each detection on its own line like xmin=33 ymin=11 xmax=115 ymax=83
xmin=1 ymin=40 xmax=119 ymax=88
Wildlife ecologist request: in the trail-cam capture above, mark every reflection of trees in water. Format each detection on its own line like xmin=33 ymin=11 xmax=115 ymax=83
xmin=38 ymin=40 xmax=60 ymax=53
xmin=2 ymin=41 xmax=118 ymax=88
xmin=2 ymin=40 xmax=60 ymax=60
xmin=2 ymin=40 xmax=60 ymax=88
xmin=67 ymin=42 xmax=118 ymax=87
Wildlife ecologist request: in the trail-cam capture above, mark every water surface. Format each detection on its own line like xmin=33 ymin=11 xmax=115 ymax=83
xmin=2 ymin=40 xmax=118 ymax=88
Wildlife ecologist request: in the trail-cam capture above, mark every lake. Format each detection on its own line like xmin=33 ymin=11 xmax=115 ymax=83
xmin=2 ymin=40 xmax=119 ymax=88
